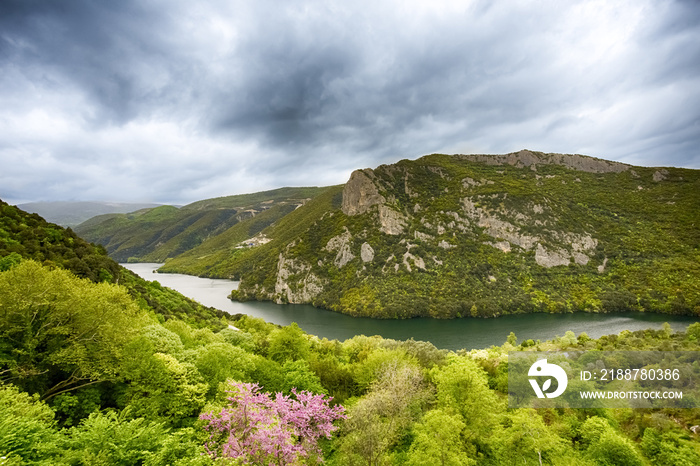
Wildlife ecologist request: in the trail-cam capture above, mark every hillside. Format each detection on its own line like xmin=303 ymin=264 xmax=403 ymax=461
xmin=162 ymin=150 xmax=700 ymax=319
xmin=0 ymin=199 xmax=228 ymax=329
xmin=75 ymin=187 xmax=326 ymax=263
xmin=17 ymin=201 xmax=162 ymax=227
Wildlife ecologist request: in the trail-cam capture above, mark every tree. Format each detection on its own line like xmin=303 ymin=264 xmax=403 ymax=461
xmin=407 ymin=409 xmax=474 ymax=466
xmin=431 ymin=355 xmax=501 ymax=445
xmin=200 ymin=381 xmax=345 ymax=465
xmin=0 ymin=384 xmax=60 ymax=464
xmin=0 ymin=252 xmax=21 ymax=271
xmin=268 ymin=323 xmax=311 ymax=363
xmin=194 ymin=342 xmax=255 ymax=396
xmin=586 ymin=431 xmax=644 ymax=466
xmin=580 ymin=417 xmax=644 ymax=466
xmin=0 ymin=261 xmax=145 ymax=399
xmin=493 ymin=410 xmax=567 ymax=466
xmin=338 ymin=360 xmax=429 ymax=465
xmin=281 ymin=359 xmax=326 ymax=395
xmin=121 ymin=349 xmax=208 ymax=425
xmin=62 ymin=411 xmax=169 ymax=466
xmin=641 ymin=427 xmax=700 ymax=466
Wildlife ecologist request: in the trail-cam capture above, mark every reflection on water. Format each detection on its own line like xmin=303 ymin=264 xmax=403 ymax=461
xmin=123 ymin=263 xmax=700 ymax=351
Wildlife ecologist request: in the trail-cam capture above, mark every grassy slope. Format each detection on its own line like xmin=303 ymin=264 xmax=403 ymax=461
xmin=160 ymin=185 xmax=344 ymax=278
xmin=183 ymin=186 xmax=326 ymax=210
xmin=75 ymin=187 xmax=327 ymax=263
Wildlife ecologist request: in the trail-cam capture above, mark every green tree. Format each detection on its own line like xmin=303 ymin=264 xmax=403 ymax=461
xmin=280 ymin=359 xmax=326 ymax=394
xmin=63 ymin=410 xmax=169 ymax=466
xmin=493 ymin=410 xmax=567 ymax=466
xmin=193 ymin=342 xmax=255 ymax=396
xmin=640 ymin=427 xmax=700 ymax=466
xmin=267 ymin=322 xmax=310 ymax=363
xmin=407 ymin=409 xmax=474 ymax=466
xmin=338 ymin=360 xmax=429 ymax=465
xmin=431 ymin=355 xmax=501 ymax=446
xmin=586 ymin=431 xmax=644 ymax=466
xmin=0 ymin=252 xmax=21 ymax=271
xmin=0 ymin=384 xmax=60 ymax=464
xmin=579 ymin=417 xmax=644 ymax=466
xmin=0 ymin=261 xmax=146 ymax=399
xmin=121 ymin=345 xmax=208 ymax=425
xmin=686 ymin=322 xmax=700 ymax=341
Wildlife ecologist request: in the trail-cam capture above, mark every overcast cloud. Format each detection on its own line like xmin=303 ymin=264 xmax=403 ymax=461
xmin=1 ymin=0 xmax=699 ymax=205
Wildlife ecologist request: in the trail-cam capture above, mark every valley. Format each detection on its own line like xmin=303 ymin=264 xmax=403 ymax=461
xmin=80 ymin=150 xmax=700 ymax=321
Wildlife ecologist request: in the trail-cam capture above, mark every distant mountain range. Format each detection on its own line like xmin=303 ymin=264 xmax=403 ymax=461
xmin=74 ymin=187 xmax=327 ymax=263
xmin=74 ymin=150 xmax=700 ymax=319
xmin=17 ymin=201 xmax=163 ymax=227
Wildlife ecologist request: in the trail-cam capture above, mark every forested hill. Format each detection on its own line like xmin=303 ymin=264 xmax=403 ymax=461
xmin=161 ymin=150 xmax=700 ymax=319
xmin=3 ymin=196 xmax=700 ymax=465
xmin=74 ymin=186 xmax=326 ymax=262
xmin=0 ymin=200 xmax=227 ymax=329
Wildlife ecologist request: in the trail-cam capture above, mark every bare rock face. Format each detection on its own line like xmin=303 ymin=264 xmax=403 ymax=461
xmin=360 ymin=242 xmax=375 ymax=262
xmin=456 ymin=150 xmax=630 ymax=174
xmin=485 ymin=241 xmax=512 ymax=253
xmin=341 ymin=168 xmax=407 ymax=235
xmin=342 ymin=169 xmax=386 ymax=216
xmin=461 ymin=196 xmax=538 ymax=251
xmin=378 ymin=205 xmax=406 ymax=235
xmin=274 ymin=253 xmax=324 ymax=303
xmin=402 ymin=243 xmax=426 ymax=272
xmin=597 ymin=257 xmax=608 ymax=273
xmin=535 ymin=243 xmax=571 ymax=267
xmin=324 ymin=227 xmax=355 ymax=267
xmin=653 ymin=169 xmax=669 ymax=182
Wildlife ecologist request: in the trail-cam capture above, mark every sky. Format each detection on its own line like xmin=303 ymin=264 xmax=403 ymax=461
xmin=1 ymin=0 xmax=699 ymax=205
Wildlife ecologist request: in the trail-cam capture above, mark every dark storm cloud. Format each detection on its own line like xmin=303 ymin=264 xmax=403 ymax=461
xmin=1 ymin=0 xmax=699 ymax=204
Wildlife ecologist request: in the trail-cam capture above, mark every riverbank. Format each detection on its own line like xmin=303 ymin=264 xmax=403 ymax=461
xmin=122 ymin=263 xmax=700 ymax=351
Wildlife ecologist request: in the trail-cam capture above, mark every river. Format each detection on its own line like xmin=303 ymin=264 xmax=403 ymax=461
xmin=122 ymin=263 xmax=699 ymax=351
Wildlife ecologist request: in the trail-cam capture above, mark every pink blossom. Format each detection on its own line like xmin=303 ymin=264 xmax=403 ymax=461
xmin=200 ymin=381 xmax=346 ymax=465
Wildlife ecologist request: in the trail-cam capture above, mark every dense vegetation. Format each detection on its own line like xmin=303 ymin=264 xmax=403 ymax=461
xmin=2 ymin=258 xmax=700 ymax=464
xmin=75 ymin=187 xmax=327 ymax=263
xmin=0 ymin=199 xmax=227 ymax=330
xmin=2 ymin=202 xmax=700 ymax=464
xmin=162 ymin=151 xmax=700 ymax=319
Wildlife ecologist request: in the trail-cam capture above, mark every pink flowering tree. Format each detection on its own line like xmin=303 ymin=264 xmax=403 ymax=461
xmin=200 ymin=381 xmax=346 ymax=465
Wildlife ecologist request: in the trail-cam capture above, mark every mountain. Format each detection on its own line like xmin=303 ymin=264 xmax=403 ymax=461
xmin=159 ymin=150 xmax=700 ymax=319
xmin=17 ymin=201 xmax=162 ymax=227
xmin=74 ymin=187 xmax=326 ymax=263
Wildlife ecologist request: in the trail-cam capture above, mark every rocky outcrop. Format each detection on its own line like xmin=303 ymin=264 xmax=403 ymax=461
xmin=378 ymin=205 xmax=406 ymax=235
xmin=653 ymin=169 xmax=669 ymax=182
xmin=342 ymin=169 xmax=407 ymax=235
xmin=402 ymin=243 xmax=426 ymax=272
xmin=456 ymin=150 xmax=630 ymax=174
xmin=461 ymin=196 xmax=539 ymax=251
xmin=535 ymin=244 xmax=571 ymax=267
xmin=459 ymin=194 xmax=598 ymax=267
xmin=360 ymin=242 xmax=375 ymax=262
xmin=324 ymin=227 xmax=355 ymax=268
xmin=274 ymin=253 xmax=324 ymax=303
xmin=342 ymin=169 xmax=385 ymax=215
